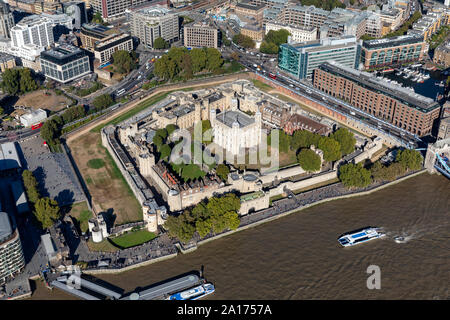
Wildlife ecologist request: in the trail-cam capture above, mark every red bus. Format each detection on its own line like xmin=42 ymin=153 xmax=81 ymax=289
xmin=31 ymin=122 xmax=43 ymax=130
xmin=269 ymin=73 xmax=276 ymax=79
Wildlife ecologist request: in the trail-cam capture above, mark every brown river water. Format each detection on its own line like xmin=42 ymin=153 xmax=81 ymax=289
xmin=29 ymin=173 xmax=449 ymax=300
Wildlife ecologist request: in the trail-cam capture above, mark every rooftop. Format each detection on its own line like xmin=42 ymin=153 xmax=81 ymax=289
xmin=0 ymin=142 xmax=21 ymax=171
xmin=362 ymin=35 xmax=424 ymax=49
xmin=319 ymin=61 xmax=439 ymax=113
xmin=215 ymin=109 xmax=256 ymax=128
xmin=41 ymin=44 xmax=87 ymax=64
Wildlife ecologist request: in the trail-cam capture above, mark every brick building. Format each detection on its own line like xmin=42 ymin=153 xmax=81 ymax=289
xmin=313 ymin=61 xmax=441 ymax=137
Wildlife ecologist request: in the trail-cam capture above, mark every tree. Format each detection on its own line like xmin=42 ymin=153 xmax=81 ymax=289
xmin=34 ymin=197 xmax=60 ymax=229
xmin=297 ymin=148 xmax=321 ymax=172
xmin=112 ymin=50 xmax=135 ymax=74
xmin=395 ymin=149 xmax=423 ymax=171
xmin=152 ymin=135 xmax=163 ymax=149
xmin=153 ymin=37 xmax=168 ymax=49
xmin=180 ymin=53 xmax=193 ymax=80
xmin=339 ymin=163 xmax=372 ymax=188
xmin=1 ymin=68 xmax=38 ymax=95
xmin=216 ymin=163 xmax=230 ymax=181
xmin=205 ymin=48 xmax=223 ymax=72
xmin=189 ymin=48 xmax=207 ymax=73
xmin=259 ymin=41 xmax=279 ymax=54
xmin=223 ymin=211 xmax=240 ymax=230
xmin=159 ymin=144 xmax=172 ymax=160
xmin=232 ymin=33 xmax=255 ymax=49
xmin=330 ymin=128 xmax=356 ymax=155
xmin=92 ymin=12 xmax=104 ymax=24
xmin=93 ymin=94 xmax=114 ymax=110
xmin=195 ymin=218 xmax=212 ymax=238
xmin=263 ymin=29 xmax=290 ymax=48
xmin=166 ymin=124 xmax=178 ymax=136
xmin=164 ymin=214 xmax=195 ymax=243
xmin=22 ymin=170 xmax=40 ymax=204
xmin=40 ymin=119 xmax=60 ymax=146
xmin=318 ymin=136 xmax=342 ymax=162
xmin=291 ymin=130 xmax=320 ymax=151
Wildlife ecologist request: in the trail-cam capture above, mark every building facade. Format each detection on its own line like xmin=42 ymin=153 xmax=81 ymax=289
xmin=0 ymin=53 xmax=16 ymax=72
xmin=313 ymin=61 xmax=441 ymax=137
xmin=0 ymin=212 xmax=25 ymax=284
xmin=40 ymin=44 xmax=91 ymax=83
xmin=90 ymin=0 xmax=168 ymax=20
xmin=210 ymin=108 xmax=262 ymax=156
xmin=129 ymin=5 xmax=179 ymax=48
xmin=10 ymin=15 xmax=54 ymax=49
xmin=183 ymin=22 xmax=219 ymax=48
xmin=360 ymin=35 xmax=426 ymax=70
xmin=278 ymin=35 xmax=361 ymax=80
xmin=0 ymin=2 xmax=14 ymax=39
xmin=94 ymin=32 xmax=133 ymax=64
xmin=433 ymin=40 xmax=450 ymax=68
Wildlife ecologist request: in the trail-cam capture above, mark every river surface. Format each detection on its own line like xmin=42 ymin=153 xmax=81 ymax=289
xmin=30 ymin=173 xmax=449 ymax=300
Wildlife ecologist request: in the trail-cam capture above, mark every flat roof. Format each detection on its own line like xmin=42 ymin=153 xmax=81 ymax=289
xmin=0 ymin=142 xmax=21 ymax=171
xmin=0 ymin=212 xmax=12 ymax=243
xmin=362 ymin=35 xmax=424 ymax=50
xmin=318 ymin=61 xmax=439 ymax=113
xmin=41 ymin=44 xmax=87 ymax=65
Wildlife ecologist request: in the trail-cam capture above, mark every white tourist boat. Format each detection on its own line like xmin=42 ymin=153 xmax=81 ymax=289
xmin=338 ymin=227 xmax=385 ymax=247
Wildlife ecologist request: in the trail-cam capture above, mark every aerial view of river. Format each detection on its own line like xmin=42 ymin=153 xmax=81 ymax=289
xmin=29 ymin=173 xmax=449 ymax=300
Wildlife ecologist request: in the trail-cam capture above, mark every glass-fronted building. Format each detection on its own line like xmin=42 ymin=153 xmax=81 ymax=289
xmin=40 ymin=44 xmax=91 ymax=83
xmin=278 ymin=35 xmax=361 ymax=80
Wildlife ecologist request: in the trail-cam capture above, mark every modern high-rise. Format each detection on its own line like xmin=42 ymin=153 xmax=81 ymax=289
xmin=0 ymin=212 xmax=25 ymax=284
xmin=278 ymin=35 xmax=361 ymax=80
xmin=360 ymin=35 xmax=426 ymax=70
xmin=94 ymin=33 xmax=133 ymax=64
xmin=183 ymin=22 xmax=219 ymax=49
xmin=0 ymin=2 xmax=14 ymax=39
xmin=10 ymin=15 xmax=54 ymax=49
xmin=129 ymin=5 xmax=179 ymax=48
xmin=313 ymin=61 xmax=441 ymax=137
xmin=40 ymin=44 xmax=91 ymax=83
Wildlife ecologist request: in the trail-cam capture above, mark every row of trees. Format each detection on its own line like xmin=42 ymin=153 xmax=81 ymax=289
xmin=1 ymin=68 xmax=38 ymax=96
xmin=22 ymin=170 xmax=60 ymax=229
xmin=232 ymin=33 xmax=256 ymax=49
xmin=338 ymin=149 xmax=423 ymax=189
xmin=260 ymin=29 xmax=290 ymax=54
xmin=298 ymin=0 xmax=346 ymax=10
xmin=40 ymin=105 xmax=88 ymax=146
xmin=164 ymin=193 xmax=241 ymax=243
xmin=268 ymin=128 xmax=356 ymax=170
xmin=154 ymin=47 xmax=224 ymax=81
xmin=383 ymin=11 xmax=422 ymax=38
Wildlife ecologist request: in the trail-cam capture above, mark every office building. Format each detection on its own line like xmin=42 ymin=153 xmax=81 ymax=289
xmin=80 ymin=23 xmax=118 ymax=51
xmin=0 ymin=2 xmax=14 ymax=39
xmin=94 ymin=32 xmax=133 ymax=64
xmin=129 ymin=5 xmax=179 ymax=48
xmin=10 ymin=15 xmax=54 ymax=49
xmin=360 ymin=35 xmax=426 ymax=70
xmin=234 ymin=1 xmax=265 ymax=23
xmin=183 ymin=22 xmax=219 ymax=49
xmin=278 ymin=35 xmax=361 ymax=80
xmin=40 ymin=44 xmax=91 ymax=83
xmin=241 ymin=22 xmax=264 ymax=42
xmin=313 ymin=61 xmax=441 ymax=137
xmin=0 ymin=212 xmax=25 ymax=284
xmin=265 ymin=22 xmax=317 ymax=42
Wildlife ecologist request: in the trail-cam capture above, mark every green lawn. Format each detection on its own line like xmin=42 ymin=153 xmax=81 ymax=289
xmin=87 ymin=158 xmax=105 ymax=169
xmin=87 ymin=239 xmax=120 ymax=252
xmin=251 ymin=79 xmax=273 ymax=92
xmin=67 ymin=201 xmax=92 ymax=233
xmin=109 ymin=229 xmax=157 ymax=249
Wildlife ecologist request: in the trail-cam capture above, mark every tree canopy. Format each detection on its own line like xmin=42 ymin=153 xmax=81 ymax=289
xmin=297 ymin=148 xmax=321 ymax=172
xmin=339 ymin=163 xmax=372 ymax=189
xmin=216 ymin=163 xmax=230 ymax=181
xmin=112 ymin=50 xmax=136 ymax=74
xmin=318 ymin=136 xmax=342 ymax=162
xmin=153 ymin=37 xmax=169 ymax=49
xmin=260 ymin=29 xmax=290 ymax=54
xmin=164 ymin=193 xmax=241 ymax=243
xmin=232 ymin=33 xmax=256 ymax=49
xmin=395 ymin=149 xmax=423 ymax=171
xmin=330 ymin=128 xmax=356 ymax=156
xmin=22 ymin=170 xmax=40 ymax=205
xmin=34 ymin=197 xmax=60 ymax=229
xmin=1 ymin=68 xmax=38 ymax=96
xmin=93 ymin=94 xmax=114 ymax=110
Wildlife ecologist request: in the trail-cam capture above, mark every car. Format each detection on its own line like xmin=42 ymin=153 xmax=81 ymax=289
xmin=306 ymin=89 xmax=312 ymax=94
xmin=322 ymin=96 xmax=326 ymax=100
xmin=295 ymin=87 xmax=300 ymax=91
xmin=289 ymin=84 xmax=294 ymax=87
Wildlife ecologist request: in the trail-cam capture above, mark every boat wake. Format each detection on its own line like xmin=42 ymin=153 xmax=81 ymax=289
xmin=383 ymin=222 xmax=450 ymax=244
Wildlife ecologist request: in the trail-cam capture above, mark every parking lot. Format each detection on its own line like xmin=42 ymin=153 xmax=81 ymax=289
xmin=18 ymin=136 xmax=85 ymax=207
